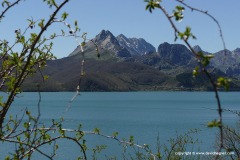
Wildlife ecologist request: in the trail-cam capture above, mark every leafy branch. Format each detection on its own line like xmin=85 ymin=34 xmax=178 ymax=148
xmin=0 ymin=0 xmax=70 ymax=129
xmin=144 ymin=1 xmax=230 ymax=158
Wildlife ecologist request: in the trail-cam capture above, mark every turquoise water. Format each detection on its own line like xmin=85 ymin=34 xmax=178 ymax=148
xmin=1 ymin=92 xmax=239 ymax=159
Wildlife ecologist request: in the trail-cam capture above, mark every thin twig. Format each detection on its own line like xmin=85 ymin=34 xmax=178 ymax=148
xmin=0 ymin=0 xmax=70 ymax=129
xmin=175 ymin=0 xmax=226 ymax=51
xmin=0 ymin=0 xmax=22 ymax=21
xmin=155 ymin=3 xmax=224 ymax=158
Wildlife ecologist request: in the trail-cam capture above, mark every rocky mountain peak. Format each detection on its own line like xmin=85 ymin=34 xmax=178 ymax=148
xmin=215 ymin=49 xmax=232 ymax=56
xmin=95 ymin=30 xmax=117 ymax=44
xmin=233 ymin=48 xmax=240 ymax=55
xmin=193 ymin=45 xmax=211 ymax=55
xmin=232 ymin=48 xmax=240 ymax=60
xmin=193 ymin=45 xmax=202 ymax=53
xmin=157 ymin=42 xmax=194 ymax=66
xmin=69 ymin=30 xmax=157 ymax=58
xmin=117 ymin=34 xmax=128 ymax=40
xmin=117 ymin=34 xmax=155 ymax=55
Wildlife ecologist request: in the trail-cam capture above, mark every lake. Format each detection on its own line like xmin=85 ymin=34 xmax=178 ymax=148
xmin=1 ymin=92 xmax=239 ymax=159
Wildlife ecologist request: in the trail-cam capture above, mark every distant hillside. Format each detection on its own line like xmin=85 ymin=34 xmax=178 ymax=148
xmin=23 ymin=55 xmax=175 ymax=91
xmin=22 ymin=30 xmax=240 ymax=91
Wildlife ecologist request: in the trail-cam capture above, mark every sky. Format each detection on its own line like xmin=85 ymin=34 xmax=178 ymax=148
xmin=1 ymin=0 xmax=240 ymax=58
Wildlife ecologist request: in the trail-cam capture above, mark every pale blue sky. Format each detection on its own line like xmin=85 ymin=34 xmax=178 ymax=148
xmin=1 ymin=0 xmax=240 ymax=58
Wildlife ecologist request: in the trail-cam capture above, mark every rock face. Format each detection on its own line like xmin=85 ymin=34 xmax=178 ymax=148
xmin=23 ymin=29 xmax=240 ymax=91
xmin=68 ymin=29 xmax=240 ymax=78
xmin=116 ymin=34 xmax=156 ymax=55
xmin=94 ymin=30 xmax=120 ymax=50
xmin=211 ymin=49 xmax=234 ymax=68
xmin=157 ymin=42 xmax=194 ymax=66
xmin=69 ymin=30 xmax=132 ymax=58
xmin=133 ymin=42 xmax=197 ymax=70
xmin=211 ymin=49 xmax=240 ymax=76
xmin=69 ymin=30 xmax=155 ymax=58
xmin=193 ymin=45 xmax=211 ymax=55
xmin=193 ymin=45 xmax=202 ymax=53
xmin=93 ymin=30 xmax=132 ymax=58
xmin=232 ymin=48 xmax=240 ymax=59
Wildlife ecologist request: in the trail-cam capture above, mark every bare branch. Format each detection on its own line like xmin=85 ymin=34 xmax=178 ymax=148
xmin=175 ymin=0 xmax=226 ymax=51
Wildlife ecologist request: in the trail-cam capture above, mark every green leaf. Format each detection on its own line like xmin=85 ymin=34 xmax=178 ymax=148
xmin=61 ymin=12 xmax=69 ymax=21
xmin=201 ymin=57 xmax=210 ymax=67
xmin=50 ymin=33 xmax=56 ymax=39
xmin=23 ymin=122 xmax=30 ymax=128
xmin=38 ymin=19 xmax=45 ymax=28
xmin=82 ymin=32 xmax=87 ymax=40
xmin=26 ymin=110 xmax=31 ymax=115
xmin=217 ymin=77 xmax=231 ymax=91
xmin=44 ymin=75 xmax=49 ymax=80
xmin=93 ymin=128 xmax=100 ymax=134
xmin=81 ymin=42 xmax=85 ymax=46
xmin=178 ymin=27 xmax=196 ymax=40
xmin=192 ymin=66 xmax=199 ymax=77
xmin=44 ymin=0 xmax=58 ymax=8
xmin=202 ymin=54 xmax=214 ymax=66
xmin=4 ymin=156 xmax=10 ymax=160
xmin=145 ymin=0 xmax=161 ymax=13
xmin=2 ymin=1 xmax=10 ymax=7
xmin=129 ymin=135 xmax=134 ymax=145
xmin=61 ymin=29 xmax=65 ymax=35
xmin=173 ymin=6 xmax=185 ymax=22
xmin=74 ymin=20 xmax=78 ymax=26
xmin=176 ymin=6 xmax=185 ymax=11
xmin=156 ymin=152 xmax=162 ymax=159
xmin=112 ymin=132 xmax=119 ymax=138
xmin=55 ymin=144 xmax=59 ymax=150
xmin=207 ymin=119 xmax=222 ymax=128
xmin=51 ymin=0 xmax=58 ymax=7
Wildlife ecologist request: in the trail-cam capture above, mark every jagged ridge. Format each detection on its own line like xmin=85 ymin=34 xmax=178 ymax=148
xmin=22 ymin=30 xmax=240 ymax=91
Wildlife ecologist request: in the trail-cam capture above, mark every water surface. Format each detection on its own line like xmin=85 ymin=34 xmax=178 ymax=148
xmin=2 ymin=92 xmax=239 ymax=159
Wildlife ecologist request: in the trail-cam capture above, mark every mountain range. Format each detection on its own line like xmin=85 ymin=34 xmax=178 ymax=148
xmin=23 ymin=30 xmax=240 ymax=91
